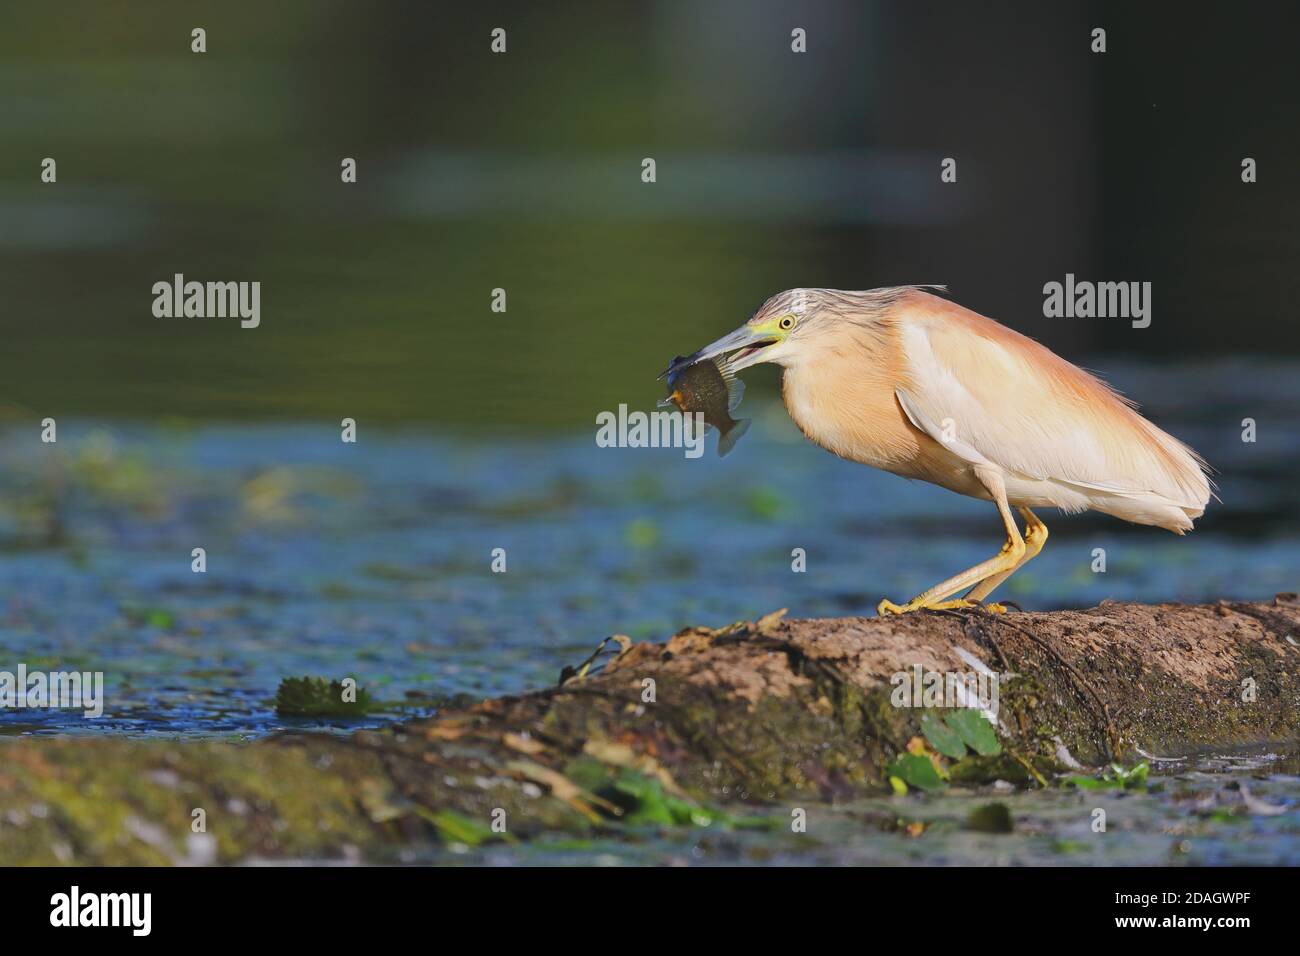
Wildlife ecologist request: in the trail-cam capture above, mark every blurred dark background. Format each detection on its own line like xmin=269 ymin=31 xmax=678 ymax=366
xmin=2 ymin=0 xmax=1297 ymax=427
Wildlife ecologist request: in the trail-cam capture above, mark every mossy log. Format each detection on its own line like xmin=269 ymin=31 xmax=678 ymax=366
xmin=2 ymin=597 xmax=1298 ymax=864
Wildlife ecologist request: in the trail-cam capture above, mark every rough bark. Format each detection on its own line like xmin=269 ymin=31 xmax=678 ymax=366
xmin=2 ymin=597 xmax=1297 ymax=864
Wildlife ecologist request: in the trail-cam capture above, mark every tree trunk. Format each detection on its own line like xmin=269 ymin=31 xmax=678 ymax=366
xmin=3 ymin=597 xmax=1297 ymax=863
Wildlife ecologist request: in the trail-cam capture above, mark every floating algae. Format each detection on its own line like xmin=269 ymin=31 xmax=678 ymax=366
xmin=275 ymin=677 xmax=374 ymax=717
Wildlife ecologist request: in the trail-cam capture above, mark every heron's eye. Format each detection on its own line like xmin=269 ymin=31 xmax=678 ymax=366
xmin=779 ymin=315 xmax=796 ymax=331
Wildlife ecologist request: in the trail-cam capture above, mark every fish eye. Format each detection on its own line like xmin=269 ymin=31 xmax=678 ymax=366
xmin=779 ymin=314 xmax=796 ymax=331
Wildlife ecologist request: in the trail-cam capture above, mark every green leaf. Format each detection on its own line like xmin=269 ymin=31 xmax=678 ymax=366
xmin=945 ymin=708 xmax=1001 ymax=756
xmin=921 ymin=712 xmax=968 ymax=758
xmin=612 ymin=772 xmax=678 ymax=826
xmin=1066 ymin=761 xmax=1150 ymax=791
xmin=428 ymin=809 xmax=494 ymax=847
xmin=589 ymin=767 xmax=755 ymax=830
xmin=1052 ymin=838 xmax=1088 ymax=854
xmin=885 ymin=753 xmax=946 ymax=791
xmin=1113 ymin=761 xmax=1149 ymax=789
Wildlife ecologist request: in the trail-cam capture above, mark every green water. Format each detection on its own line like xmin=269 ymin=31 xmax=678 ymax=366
xmin=341 ymin=750 xmax=1300 ymax=866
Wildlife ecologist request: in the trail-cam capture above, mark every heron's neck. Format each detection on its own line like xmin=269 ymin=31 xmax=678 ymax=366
xmin=780 ymin=325 xmax=923 ymax=468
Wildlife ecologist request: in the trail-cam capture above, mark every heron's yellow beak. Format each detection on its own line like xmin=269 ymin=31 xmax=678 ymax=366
xmin=675 ymin=319 xmax=785 ymax=374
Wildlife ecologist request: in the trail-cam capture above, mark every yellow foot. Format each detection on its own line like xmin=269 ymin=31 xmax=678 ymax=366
xmin=877 ymin=598 xmax=1007 ymax=616
xmin=931 ymin=598 xmax=1007 ymax=614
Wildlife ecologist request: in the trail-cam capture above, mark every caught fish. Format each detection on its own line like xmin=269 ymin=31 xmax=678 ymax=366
xmin=659 ymin=355 xmax=751 ymax=456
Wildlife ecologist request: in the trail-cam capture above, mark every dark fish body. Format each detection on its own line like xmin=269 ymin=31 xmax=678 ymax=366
xmin=663 ymin=356 xmax=751 ymax=456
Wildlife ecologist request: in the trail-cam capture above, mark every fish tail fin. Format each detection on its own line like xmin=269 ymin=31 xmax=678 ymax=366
xmin=715 ymin=359 xmax=746 ymax=413
xmin=717 ymin=418 xmax=751 ymax=457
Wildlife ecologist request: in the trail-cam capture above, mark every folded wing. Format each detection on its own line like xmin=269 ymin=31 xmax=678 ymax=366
xmin=893 ymin=294 xmax=1211 ymax=530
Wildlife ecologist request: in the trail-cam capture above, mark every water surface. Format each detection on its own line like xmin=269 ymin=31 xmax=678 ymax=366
xmin=0 ymin=358 xmax=1295 ymax=737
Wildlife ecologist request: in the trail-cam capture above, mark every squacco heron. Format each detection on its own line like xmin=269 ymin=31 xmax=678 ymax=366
xmin=675 ymin=286 xmax=1212 ymax=615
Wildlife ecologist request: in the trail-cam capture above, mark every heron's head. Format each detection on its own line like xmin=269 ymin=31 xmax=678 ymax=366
xmin=673 ymin=287 xmax=935 ymax=374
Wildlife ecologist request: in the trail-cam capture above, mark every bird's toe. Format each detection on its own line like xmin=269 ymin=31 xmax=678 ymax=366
xmin=922 ymin=598 xmax=1009 ymax=614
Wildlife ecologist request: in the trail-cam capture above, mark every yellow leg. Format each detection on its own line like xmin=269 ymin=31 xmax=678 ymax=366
xmin=964 ymin=507 xmax=1048 ymax=603
xmin=878 ymin=478 xmax=1025 ymax=616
